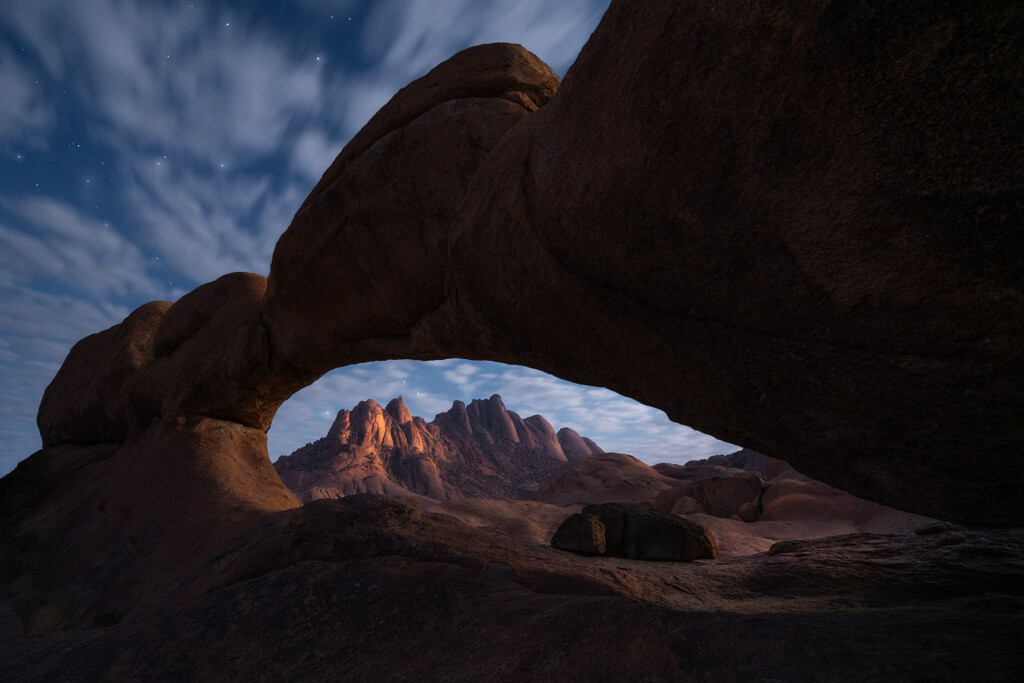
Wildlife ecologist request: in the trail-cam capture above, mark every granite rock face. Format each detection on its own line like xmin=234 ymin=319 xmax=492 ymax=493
xmin=445 ymin=1 xmax=1024 ymax=525
xmin=274 ymin=395 xmax=601 ymax=501
xmin=5 ymin=4 xmax=1024 ymax=675
xmin=538 ymin=449 xmax=934 ymax=559
xmin=31 ymin=4 xmax=1023 ymax=527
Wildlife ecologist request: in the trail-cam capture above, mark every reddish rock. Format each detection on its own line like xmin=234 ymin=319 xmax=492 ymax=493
xmin=2 ymin=498 xmax=1020 ymax=680
xmin=263 ymin=46 xmax=561 ymax=374
xmin=6 ymin=10 xmax=1023 ymax=677
xmin=445 ymin=3 xmax=1024 ymax=526
xmin=681 ymin=475 xmax=767 ymax=522
xmin=532 ymin=453 xmax=679 ymax=506
xmin=275 ymin=395 xmax=599 ymax=502
xmin=385 ymin=396 xmax=413 ymax=425
xmin=32 ymin=8 xmax=1023 ymax=543
xmin=557 ymin=427 xmax=603 ymax=459
xmin=541 ymin=449 xmax=933 ymax=559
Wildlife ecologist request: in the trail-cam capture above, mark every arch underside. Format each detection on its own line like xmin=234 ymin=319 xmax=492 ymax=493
xmin=34 ymin=2 xmax=1024 ymax=542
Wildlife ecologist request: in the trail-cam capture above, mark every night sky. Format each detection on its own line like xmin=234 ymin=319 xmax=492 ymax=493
xmin=0 ymin=0 xmax=736 ymax=476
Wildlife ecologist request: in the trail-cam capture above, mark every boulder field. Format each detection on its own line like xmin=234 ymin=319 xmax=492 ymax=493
xmin=2 ymin=0 xmax=1023 ymax=678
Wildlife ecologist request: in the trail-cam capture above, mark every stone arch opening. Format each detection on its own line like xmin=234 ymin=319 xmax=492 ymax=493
xmin=267 ymin=359 xmax=737 ymax=469
xmin=31 ymin=3 xmax=1024 ymax=566
xmin=7 ymin=3 xmax=1023 ymax=652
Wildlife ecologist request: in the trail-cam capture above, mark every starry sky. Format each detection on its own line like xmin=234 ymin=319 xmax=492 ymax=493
xmin=0 ymin=0 xmax=737 ymax=476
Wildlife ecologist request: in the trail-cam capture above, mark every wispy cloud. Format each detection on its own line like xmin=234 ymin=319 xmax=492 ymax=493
xmin=361 ymin=0 xmax=610 ymax=80
xmin=0 ymin=197 xmax=162 ymax=297
xmin=6 ymin=1 xmax=325 ymax=164
xmin=0 ymin=45 xmax=54 ymax=146
xmin=3 ymin=0 xmax=349 ymax=290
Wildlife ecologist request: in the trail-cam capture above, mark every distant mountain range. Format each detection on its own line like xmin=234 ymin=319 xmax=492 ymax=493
xmin=274 ymin=394 xmax=603 ymax=502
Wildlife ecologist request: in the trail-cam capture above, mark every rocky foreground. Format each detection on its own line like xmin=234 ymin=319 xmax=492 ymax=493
xmin=3 ymin=400 xmax=1022 ymax=679
xmin=2 ymin=489 xmax=1022 ymax=680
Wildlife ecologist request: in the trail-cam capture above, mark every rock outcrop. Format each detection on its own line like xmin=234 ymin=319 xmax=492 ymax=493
xmin=3 ymin=494 xmax=1021 ymax=680
xmin=533 ymin=452 xmax=680 ymax=506
xmin=274 ymin=395 xmax=602 ymax=501
xmin=536 ymin=449 xmax=933 ymax=559
xmin=3 ymin=1 xmax=1023 ymax=677
xmin=28 ymin=3 xmax=1022 ymax=527
xmin=552 ymin=503 xmax=718 ymax=562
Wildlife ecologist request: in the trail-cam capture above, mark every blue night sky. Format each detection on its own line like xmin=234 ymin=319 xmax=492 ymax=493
xmin=0 ymin=0 xmax=736 ymax=476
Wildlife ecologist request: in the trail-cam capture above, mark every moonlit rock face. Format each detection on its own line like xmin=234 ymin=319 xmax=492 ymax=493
xmin=5 ymin=7 xmax=1024 ymax=675
xmin=274 ymin=394 xmax=601 ymax=502
xmin=385 ymin=396 xmax=413 ymax=425
xmin=557 ymin=427 xmax=594 ymax=459
xmin=32 ymin=22 xmax=1024 ymax=526
xmin=466 ymin=395 xmax=520 ymax=444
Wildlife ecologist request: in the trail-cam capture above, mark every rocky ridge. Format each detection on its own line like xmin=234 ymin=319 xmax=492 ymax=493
xmin=274 ymin=394 xmax=602 ymax=501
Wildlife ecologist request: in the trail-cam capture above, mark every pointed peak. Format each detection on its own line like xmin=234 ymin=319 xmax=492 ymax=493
xmin=435 ymin=399 xmax=472 ymax=435
xmin=354 ymin=398 xmax=380 ymax=409
xmin=326 ymin=408 xmax=351 ymax=442
xmin=352 ymin=398 xmax=382 ymax=413
xmin=385 ymin=396 xmax=412 ymax=424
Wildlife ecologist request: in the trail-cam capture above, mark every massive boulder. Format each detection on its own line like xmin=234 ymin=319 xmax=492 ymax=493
xmin=30 ymin=2 xmax=1022 ymax=527
xmin=445 ymin=1 xmax=1024 ymax=525
xmin=552 ymin=503 xmax=718 ymax=562
xmin=533 ymin=452 xmax=680 ymax=506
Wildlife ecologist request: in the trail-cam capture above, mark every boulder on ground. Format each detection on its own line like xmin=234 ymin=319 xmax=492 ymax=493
xmin=550 ymin=513 xmax=606 ymax=555
xmin=551 ymin=503 xmax=716 ymax=561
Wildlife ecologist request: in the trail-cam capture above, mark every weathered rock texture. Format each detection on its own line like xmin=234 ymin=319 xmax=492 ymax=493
xmin=4 ymin=1 xmax=1024 ymax=677
xmin=2 ymin=494 xmax=1022 ymax=680
xmin=552 ymin=503 xmax=718 ymax=562
xmin=274 ymin=394 xmax=601 ymax=501
xmin=30 ymin=3 xmax=1023 ymax=527
xmin=444 ymin=2 xmax=1024 ymax=526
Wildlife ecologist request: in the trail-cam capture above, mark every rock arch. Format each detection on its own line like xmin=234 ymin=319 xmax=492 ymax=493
xmin=34 ymin=0 xmax=1024 ymax=546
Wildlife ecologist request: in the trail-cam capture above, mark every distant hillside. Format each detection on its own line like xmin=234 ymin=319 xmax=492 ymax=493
xmin=274 ymin=394 xmax=603 ymax=502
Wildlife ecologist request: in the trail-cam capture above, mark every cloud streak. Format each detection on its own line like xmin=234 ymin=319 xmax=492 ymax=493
xmin=0 ymin=45 xmax=54 ymax=146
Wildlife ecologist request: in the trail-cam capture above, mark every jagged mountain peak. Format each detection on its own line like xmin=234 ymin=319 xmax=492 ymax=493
xmin=275 ymin=394 xmax=603 ymax=502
